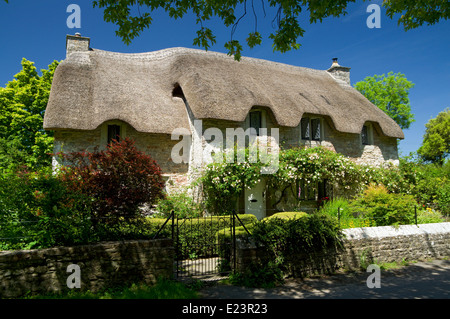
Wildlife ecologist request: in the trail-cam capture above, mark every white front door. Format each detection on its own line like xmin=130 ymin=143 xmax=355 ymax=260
xmin=245 ymin=180 xmax=266 ymax=220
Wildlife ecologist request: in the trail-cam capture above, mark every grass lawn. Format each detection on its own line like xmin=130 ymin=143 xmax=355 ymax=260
xmin=23 ymin=278 xmax=201 ymax=299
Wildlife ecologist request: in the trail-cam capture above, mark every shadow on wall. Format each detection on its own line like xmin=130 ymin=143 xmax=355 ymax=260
xmin=0 ymin=239 xmax=174 ymax=298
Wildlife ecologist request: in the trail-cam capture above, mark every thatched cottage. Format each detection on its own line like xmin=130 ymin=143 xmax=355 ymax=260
xmin=44 ymin=34 xmax=403 ymax=218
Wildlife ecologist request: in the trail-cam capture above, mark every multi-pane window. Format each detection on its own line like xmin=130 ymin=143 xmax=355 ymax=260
xmin=301 ymin=117 xmax=321 ymax=141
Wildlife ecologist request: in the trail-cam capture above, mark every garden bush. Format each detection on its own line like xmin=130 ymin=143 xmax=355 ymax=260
xmin=228 ymin=260 xmax=284 ymax=288
xmin=416 ymin=207 xmax=445 ymax=224
xmin=319 ymin=198 xmax=376 ymax=228
xmin=155 ymin=191 xmax=203 ymax=218
xmin=0 ymin=169 xmax=93 ymax=250
xmin=349 ymin=184 xmax=417 ymax=226
xmin=58 ymin=138 xmax=165 ymax=227
xmin=264 ymin=211 xmax=307 ymax=220
xmin=250 ymin=212 xmax=344 ymax=277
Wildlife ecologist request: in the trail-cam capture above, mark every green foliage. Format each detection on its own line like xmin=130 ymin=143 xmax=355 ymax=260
xmin=253 ymin=212 xmax=343 ymax=256
xmin=155 ymin=191 xmax=203 ymax=219
xmin=198 ymin=148 xmax=266 ymax=215
xmin=0 ymin=58 xmax=58 ymax=172
xmin=272 ymin=146 xmax=373 ymax=191
xmin=349 ymin=184 xmax=417 ymax=226
xmin=319 ymin=197 xmax=374 ymax=228
xmin=58 ymin=138 xmax=165 ymax=226
xmin=25 ymin=278 xmax=199 ymax=299
xmin=264 ymin=211 xmax=307 ymax=220
xmin=0 ymin=170 xmax=93 ymax=250
xmin=416 ymin=207 xmax=445 ymax=224
xmin=417 ymin=108 xmax=450 ymax=165
xmin=250 ymin=212 xmax=343 ymax=278
xmin=383 ymin=0 xmax=450 ymax=31
xmin=320 ymin=197 xmax=352 ymax=219
xmin=89 ymin=1 xmax=449 ymax=60
xmin=200 ymin=146 xmax=377 ymax=215
xmin=228 ymin=261 xmax=284 ymax=288
xmin=354 ymin=72 xmax=415 ymax=130
xmin=175 ymin=214 xmax=256 ymax=259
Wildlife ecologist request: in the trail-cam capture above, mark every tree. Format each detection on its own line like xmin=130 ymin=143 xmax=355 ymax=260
xmin=0 ymin=59 xmax=59 ymax=172
xmin=354 ymin=72 xmax=415 ymax=130
xmin=417 ymin=108 xmax=450 ymax=165
xmin=89 ymin=0 xmax=448 ymax=60
xmin=3 ymin=1 xmax=448 ymax=59
xmin=58 ymin=138 xmax=165 ymax=226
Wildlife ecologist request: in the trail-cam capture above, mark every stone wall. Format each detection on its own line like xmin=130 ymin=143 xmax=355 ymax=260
xmin=235 ymin=222 xmax=450 ymax=276
xmin=341 ymin=222 xmax=450 ymax=269
xmin=52 ymin=121 xmax=190 ymax=194
xmin=0 ymin=239 xmax=174 ymax=298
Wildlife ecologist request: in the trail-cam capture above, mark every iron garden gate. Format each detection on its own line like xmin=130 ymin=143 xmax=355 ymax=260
xmin=153 ymin=211 xmax=250 ymax=281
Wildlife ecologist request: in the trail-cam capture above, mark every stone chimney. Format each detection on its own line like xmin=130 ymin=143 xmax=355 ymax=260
xmin=66 ymin=33 xmax=90 ymax=57
xmin=327 ymin=58 xmax=351 ymax=85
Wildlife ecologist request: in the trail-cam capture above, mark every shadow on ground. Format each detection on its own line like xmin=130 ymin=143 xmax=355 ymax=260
xmin=198 ymin=259 xmax=450 ymax=299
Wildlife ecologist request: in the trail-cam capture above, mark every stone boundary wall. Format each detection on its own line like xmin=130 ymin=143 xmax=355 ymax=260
xmin=341 ymin=222 xmax=450 ymax=269
xmin=0 ymin=239 xmax=174 ymax=298
xmin=236 ymin=222 xmax=450 ymax=275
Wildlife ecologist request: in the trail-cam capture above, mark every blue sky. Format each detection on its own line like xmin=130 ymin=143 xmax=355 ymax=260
xmin=0 ymin=0 xmax=449 ymax=157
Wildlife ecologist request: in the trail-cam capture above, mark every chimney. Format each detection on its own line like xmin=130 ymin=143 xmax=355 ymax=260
xmin=66 ymin=33 xmax=90 ymax=57
xmin=327 ymin=58 xmax=351 ymax=85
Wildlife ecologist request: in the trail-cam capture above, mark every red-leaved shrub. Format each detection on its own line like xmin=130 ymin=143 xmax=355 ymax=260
xmin=58 ymin=138 xmax=165 ymax=225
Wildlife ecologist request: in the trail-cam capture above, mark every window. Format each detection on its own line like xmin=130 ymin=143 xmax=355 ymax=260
xmin=361 ymin=124 xmax=373 ymax=145
xmin=298 ymin=179 xmax=329 ymax=201
xmin=301 ymin=118 xmax=310 ymax=140
xmin=249 ymin=111 xmax=262 ymax=136
xmin=107 ymin=124 xmax=121 ymax=144
xmin=311 ymin=118 xmax=321 ymax=141
xmin=301 ymin=117 xmax=321 ymax=141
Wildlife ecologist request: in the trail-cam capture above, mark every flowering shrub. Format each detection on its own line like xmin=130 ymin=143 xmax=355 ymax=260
xmin=198 ymin=153 xmax=265 ymax=215
xmin=199 ymin=147 xmax=379 ymax=215
xmin=58 ymin=138 xmax=165 ymax=226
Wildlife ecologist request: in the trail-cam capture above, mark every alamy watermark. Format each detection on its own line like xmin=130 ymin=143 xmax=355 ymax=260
xmin=67 ymin=4 xmax=81 ymax=29
xmin=66 ymin=264 xmax=81 ymax=289
xmin=366 ymin=264 xmax=381 ymax=288
xmin=366 ymin=4 xmax=381 ymax=29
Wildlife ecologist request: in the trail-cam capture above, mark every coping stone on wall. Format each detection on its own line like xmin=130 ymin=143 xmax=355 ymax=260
xmin=343 ymin=222 xmax=450 ymax=240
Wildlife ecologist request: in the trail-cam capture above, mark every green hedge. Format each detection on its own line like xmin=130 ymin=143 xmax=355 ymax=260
xmin=264 ymin=211 xmax=308 ymax=220
xmin=148 ymin=214 xmax=257 ymax=259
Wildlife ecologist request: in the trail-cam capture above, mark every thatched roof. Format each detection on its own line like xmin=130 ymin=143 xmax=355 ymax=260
xmin=44 ymin=46 xmax=404 ymax=139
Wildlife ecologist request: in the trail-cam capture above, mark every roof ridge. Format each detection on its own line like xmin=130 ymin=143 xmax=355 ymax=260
xmin=88 ymin=46 xmax=325 ymax=75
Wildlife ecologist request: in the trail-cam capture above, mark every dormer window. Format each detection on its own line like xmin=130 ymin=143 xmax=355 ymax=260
xmin=301 ymin=117 xmax=322 ymax=141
